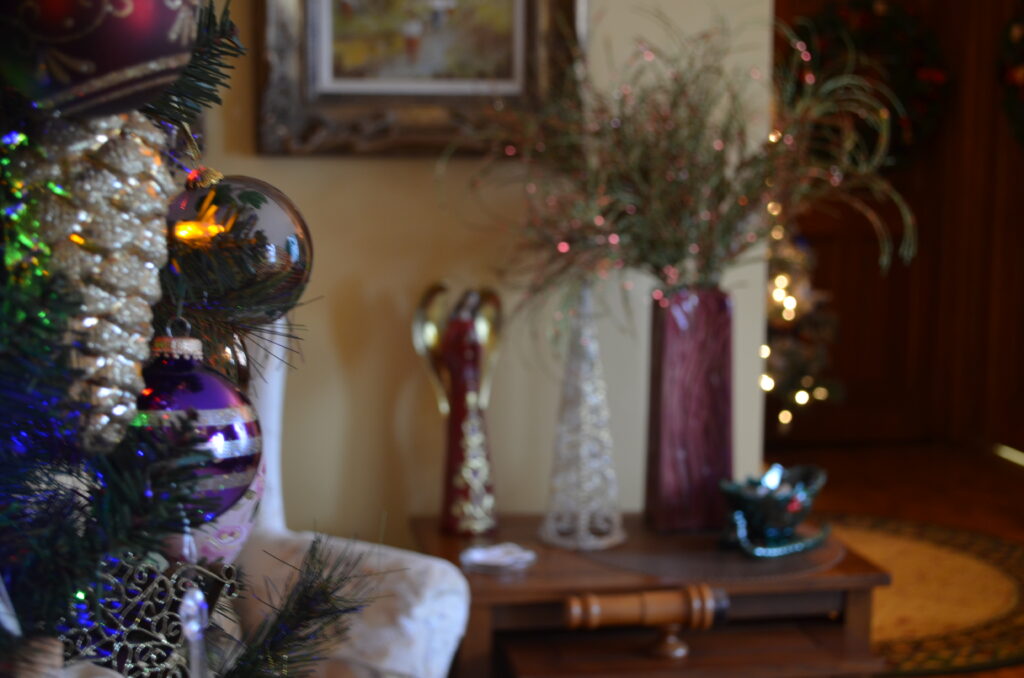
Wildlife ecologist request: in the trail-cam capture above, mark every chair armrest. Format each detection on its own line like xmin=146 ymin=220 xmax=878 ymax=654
xmin=235 ymin=529 xmax=470 ymax=678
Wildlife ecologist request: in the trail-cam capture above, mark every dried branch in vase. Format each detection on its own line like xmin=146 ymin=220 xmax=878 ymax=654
xmin=462 ymin=17 xmax=916 ymax=305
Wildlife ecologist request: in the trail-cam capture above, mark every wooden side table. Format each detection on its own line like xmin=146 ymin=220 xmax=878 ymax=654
xmin=412 ymin=514 xmax=890 ymax=678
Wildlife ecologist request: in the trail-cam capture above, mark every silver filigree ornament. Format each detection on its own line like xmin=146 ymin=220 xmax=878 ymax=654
xmin=57 ymin=552 xmax=238 ymax=677
xmin=539 ymin=281 xmax=626 ymax=550
xmin=12 ymin=112 xmax=177 ymax=452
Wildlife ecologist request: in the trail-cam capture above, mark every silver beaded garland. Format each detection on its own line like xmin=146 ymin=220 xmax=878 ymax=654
xmin=13 ymin=112 xmax=177 ymax=451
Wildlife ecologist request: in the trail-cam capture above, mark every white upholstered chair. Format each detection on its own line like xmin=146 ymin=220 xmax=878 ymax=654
xmin=232 ymin=322 xmax=471 ymax=678
xmin=64 ymin=323 xmax=470 ymax=678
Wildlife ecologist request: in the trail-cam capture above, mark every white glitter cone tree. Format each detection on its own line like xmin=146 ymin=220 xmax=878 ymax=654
xmin=14 ymin=112 xmax=175 ymax=451
xmin=539 ymin=281 xmax=626 ymax=550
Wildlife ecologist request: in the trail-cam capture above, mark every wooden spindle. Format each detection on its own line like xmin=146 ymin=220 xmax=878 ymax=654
xmin=565 ymin=584 xmax=728 ymax=659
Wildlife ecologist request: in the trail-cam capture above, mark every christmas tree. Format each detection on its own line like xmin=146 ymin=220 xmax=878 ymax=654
xmin=0 ymin=4 xmax=363 ymax=676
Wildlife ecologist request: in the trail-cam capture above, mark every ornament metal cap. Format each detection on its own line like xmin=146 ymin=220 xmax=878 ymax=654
xmin=152 ymin=336 xmax=204 ymax=360
xmin=185 ymin=165 xmax=224 ymax=190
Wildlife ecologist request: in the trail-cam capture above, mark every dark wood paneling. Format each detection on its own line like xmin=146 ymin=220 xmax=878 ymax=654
xmin=771 ymin=0 xmax=1021 ymax=451
xmin=984 ymin=3 xmax=1024 ymax=452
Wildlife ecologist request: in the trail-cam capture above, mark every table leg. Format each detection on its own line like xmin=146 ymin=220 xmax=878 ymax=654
xmin=843 ymin=590 xmax=873 ymax=655
xmin=454 ymin=604 xmax=493 ymax=678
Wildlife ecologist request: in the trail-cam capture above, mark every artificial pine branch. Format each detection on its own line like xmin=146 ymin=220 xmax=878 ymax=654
xmin=0 ymin=418 xmax=216 ymax=661
xmin=0 ymin=274 xmax=83 ymax=453
xmin=220 ymin=537 xmax=369 ymax=678
xmin=0 ymin=114 xmax=94 ymax=463
xmin=2 ymin=131 xmax=217 ymax=639
xmin=142 ymin=0 xmax=246 ymax=133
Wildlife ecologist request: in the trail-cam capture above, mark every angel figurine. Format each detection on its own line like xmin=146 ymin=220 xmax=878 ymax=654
xmin=413 ymin=285 xmax=501 ymax=535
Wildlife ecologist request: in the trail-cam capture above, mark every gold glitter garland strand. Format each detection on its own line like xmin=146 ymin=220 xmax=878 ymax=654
xmin=13 ymin=112 xmax=176 ymax=451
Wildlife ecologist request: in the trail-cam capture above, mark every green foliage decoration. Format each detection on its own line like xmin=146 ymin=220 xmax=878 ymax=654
xmin=0 ymin=418 xmax=215 ymax=653
xmin=218 ymin=536 xmax=369 ymax=678
xmin=143 ymin=0 xmax=247 ymax=136
xmin=466 ymin=18 xmax=916 ymax=303
xmin=789 ymin=0 xmax=949 ymax=166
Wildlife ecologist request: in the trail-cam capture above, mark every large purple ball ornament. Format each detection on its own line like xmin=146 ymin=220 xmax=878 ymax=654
xmin=0 ymin=0 xmax=199 ymax=117
xmin=134 ymin=336 xmax=261 ymax=524
xmin=166 ymin=176 xmax=313 ymax=325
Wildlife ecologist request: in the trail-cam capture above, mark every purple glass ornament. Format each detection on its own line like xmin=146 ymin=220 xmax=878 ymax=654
xmin=0 ymin=2 xmax=196 ymax=117
xmin=135 ymin=337 xmax=262 ymax=523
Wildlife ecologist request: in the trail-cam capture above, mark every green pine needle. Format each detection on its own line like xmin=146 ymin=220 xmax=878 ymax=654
xmin=0 ymin=417 xmax=216 ymax=657
xmin=143 ymin=0 xmax=246 ymax=132
xmin=219 ymin=536 xmax=369 ymax=678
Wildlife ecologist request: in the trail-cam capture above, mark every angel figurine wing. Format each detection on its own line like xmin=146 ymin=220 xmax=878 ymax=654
xmin=412 ymin=283 xmax=451 ymax=416
xmin=474 ymin=288 xmax=502 ymax=410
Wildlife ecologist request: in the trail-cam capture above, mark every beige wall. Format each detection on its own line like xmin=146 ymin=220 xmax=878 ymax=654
xmin=205 ymin=0 xmax=771 ymax=547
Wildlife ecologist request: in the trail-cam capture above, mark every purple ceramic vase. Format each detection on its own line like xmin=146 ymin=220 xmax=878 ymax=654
xmin=645 ymin=287 xmax=732 ymax=532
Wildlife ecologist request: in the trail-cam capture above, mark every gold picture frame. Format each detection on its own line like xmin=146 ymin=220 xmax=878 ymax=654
xmin=258 ymin=0 xmax=576 ymax=154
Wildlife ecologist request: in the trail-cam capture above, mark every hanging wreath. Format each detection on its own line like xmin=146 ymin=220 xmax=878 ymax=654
xmin=1002 ymin=3 xmax=1024 ymax=144
xmin=792 ymin=0 xmax=949 ymax=166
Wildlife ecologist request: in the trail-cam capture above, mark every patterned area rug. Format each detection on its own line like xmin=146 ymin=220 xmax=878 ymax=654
xmin=829 ymin=515 xmax=1024 ymax=675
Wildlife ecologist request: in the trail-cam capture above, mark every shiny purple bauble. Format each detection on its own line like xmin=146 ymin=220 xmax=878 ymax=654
xmin=0 ymin=0 xmax=198 ymax=117
xmin=135 ymin=337 xmax=261 ymax=524
xmin=166 ymin=175 xmax=313 ymax=325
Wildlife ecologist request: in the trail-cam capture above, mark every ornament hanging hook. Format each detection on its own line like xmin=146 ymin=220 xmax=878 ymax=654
xmin=166 ymin=316 xmax=192 ymax=338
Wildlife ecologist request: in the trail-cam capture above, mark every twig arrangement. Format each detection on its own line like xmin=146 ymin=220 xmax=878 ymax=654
xmin=469 ymin=18 xmax=915 ymax=302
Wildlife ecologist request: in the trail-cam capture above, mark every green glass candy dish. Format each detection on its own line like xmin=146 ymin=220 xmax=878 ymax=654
xmin=720 ymin=464 xmax=829 ymax=558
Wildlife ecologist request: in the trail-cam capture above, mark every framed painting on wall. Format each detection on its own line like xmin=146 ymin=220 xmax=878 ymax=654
xmin=259 ymin=0 xmax=576 ymax=154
